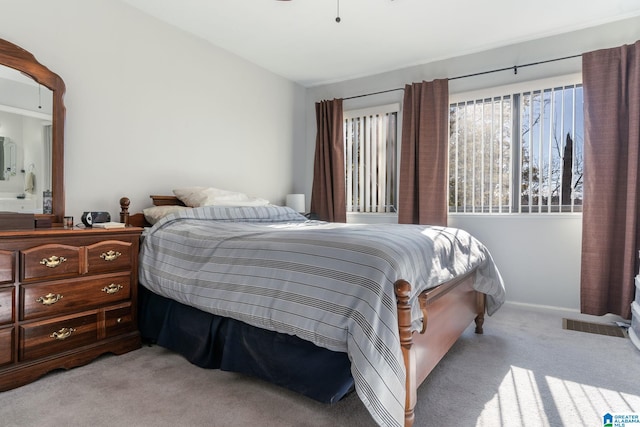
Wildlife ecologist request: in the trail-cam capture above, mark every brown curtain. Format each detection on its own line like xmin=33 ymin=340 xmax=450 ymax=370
xmin=310 ymin=99 xmax=346 ymax=222
xmin=581 ymin=40 xmax=640 ymax=319
xmin=398 ymin=79 xmax=449 ymax=225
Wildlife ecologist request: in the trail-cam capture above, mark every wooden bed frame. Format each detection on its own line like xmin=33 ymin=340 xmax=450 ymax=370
xmin=120 ymin=196 xmax=485 ymax=427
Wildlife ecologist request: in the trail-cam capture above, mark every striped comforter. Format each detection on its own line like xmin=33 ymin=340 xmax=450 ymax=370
xmin=139 ymin=206 xmax=505 ymax=427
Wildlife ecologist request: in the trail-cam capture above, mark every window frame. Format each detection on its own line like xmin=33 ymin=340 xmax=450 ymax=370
xmin=448 ymin=73 xmax=583 ymax=216
xmin=343 ymin=103 xmax=401 ymax=215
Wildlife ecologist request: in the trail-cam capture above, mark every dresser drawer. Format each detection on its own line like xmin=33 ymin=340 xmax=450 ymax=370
xmin=0 ymin=287 xmax=14 ymax=325
xmin=21 ymin=244 xmax=82 ymax=281
xmin=0 ymin=327 xmax=14 ymax=366
xmin=20 ymin=312 xmax=98 ymax=362
xmin=21 ymin=273 xmax=131 ymax=321
xmin=87 ymin=240 xmax=132 ymax=274
xmin=105 ymin=303 xmax=134 ymax=339
xmin=0 ymin=250 xmax=14 ymax=285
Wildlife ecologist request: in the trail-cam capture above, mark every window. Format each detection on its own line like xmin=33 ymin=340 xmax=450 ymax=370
xmin=449 ymin=77 xmax=583 ymax=213
xmin=344 ymin=104 xmax=399 ymax=213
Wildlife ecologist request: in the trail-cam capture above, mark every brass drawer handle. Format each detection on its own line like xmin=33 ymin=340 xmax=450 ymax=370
xmin=100 ymin=250 xmax=122 ymax=262
xmin=36 ymin=293 xmax=63 ymax=306
xmin=102 ymin=283 xmax=124 ymax=294
xmin=40 ymin=256 xmax=67 ymax=268
xmin=50 ymin=327 xmax=76 ymax=340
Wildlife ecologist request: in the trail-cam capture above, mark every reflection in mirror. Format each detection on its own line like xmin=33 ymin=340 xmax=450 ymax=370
xmin=1 ymin=136 xmax=17 ymax=179
xmin=0 ymin=38 xmax=65 ymax=224
xmin=0 ymin=66 xmax=52 ymax=212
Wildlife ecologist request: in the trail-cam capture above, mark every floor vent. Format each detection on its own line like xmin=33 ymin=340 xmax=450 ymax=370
xmin=562 ymin=318 xmax=627 ymax=338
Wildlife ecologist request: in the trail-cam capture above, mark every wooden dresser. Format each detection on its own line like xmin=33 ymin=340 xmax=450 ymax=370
xmin=0 ymin=226 xmax=143 ymax=390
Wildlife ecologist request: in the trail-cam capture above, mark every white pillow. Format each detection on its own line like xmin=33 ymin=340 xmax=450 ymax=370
xmin=143 ymin=205 xmax=190 ymax=224
xmin=209 ymin=197 xmax=271 ymax=207
xmin=173 ymin=186 xmax=270 ymax=207
xmin=173 ymin=187 xmax=209 ymax=207
xmin=198 ymin=187 xmax=248 ymax=205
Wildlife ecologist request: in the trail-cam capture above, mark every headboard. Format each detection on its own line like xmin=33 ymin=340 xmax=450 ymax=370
xmin=119 ymin=195 xmax=186 ymax=227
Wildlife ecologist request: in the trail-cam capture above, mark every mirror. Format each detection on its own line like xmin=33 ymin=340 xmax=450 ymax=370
xmin=0 ymin=38 xmax=65 ymax=224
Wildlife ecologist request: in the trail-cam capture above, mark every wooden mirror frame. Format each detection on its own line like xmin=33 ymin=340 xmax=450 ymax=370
xmin=0 ymin=38 xmax=65 ymax=225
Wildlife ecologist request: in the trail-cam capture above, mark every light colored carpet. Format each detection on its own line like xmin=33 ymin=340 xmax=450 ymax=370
xmin=0 ymin=303 xmax=638 ymax=427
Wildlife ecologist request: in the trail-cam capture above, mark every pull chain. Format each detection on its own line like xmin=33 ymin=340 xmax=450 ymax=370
xmin=335 ymin=0 xmax=341 ymax=23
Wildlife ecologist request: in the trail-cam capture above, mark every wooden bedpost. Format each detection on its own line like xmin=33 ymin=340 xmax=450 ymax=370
xmin=119 ymin=197 xmax=130 ymax=226
xmin=475 ymin=292 xmax=486 ymax=334
xmin=394 ymin=279 xmax=416 ymax=427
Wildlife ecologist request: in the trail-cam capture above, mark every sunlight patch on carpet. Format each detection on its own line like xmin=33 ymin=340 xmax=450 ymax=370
xmin=546 ymin=377 xmax=640 ymax=427
xmin=562 ymin=319 xmax=627 ymax=338
xmin=476 ymin=366 xmax=548 ymax=427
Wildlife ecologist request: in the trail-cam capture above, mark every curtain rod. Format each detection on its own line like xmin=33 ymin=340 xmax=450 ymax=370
xmin=343 ymin=53 xmax=583 ymax=101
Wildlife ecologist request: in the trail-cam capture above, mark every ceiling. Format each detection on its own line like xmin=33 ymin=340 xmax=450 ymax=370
xmin=120 ymin=0 xmax=640 ymax=87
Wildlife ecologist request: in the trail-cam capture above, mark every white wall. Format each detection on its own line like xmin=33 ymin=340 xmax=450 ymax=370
xmin=0 ymin=0 xmax=306 ymax=220
xmin=449 ymin=214 xmax=582 ymax=310
xmin=303 ymin=17 xmax=640 ymax=311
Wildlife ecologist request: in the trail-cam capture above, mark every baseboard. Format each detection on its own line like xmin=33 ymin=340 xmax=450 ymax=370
xmin=503 ymin=300 xmax=629 ymax=322
xmin=502 ymin=300 xmax=579 ymax=312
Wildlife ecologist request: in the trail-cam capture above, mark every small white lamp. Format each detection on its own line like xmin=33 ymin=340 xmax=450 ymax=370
xmin=285 ymin=193 xmax=306 ymax=213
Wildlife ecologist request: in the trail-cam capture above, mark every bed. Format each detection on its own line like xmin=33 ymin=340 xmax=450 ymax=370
xmin=119 ymin=194 xmax=505 ymax=427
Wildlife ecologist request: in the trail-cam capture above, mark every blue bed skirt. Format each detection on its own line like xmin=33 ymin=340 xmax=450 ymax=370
xmin=138 ymin=285 xmax=355 ymax=403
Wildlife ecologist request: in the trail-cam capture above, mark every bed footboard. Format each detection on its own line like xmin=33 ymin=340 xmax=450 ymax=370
xmin=395 ymin=272 xmax=484 ymax=427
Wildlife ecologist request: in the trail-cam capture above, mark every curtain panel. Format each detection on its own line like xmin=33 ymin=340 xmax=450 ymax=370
xmin=581 ymin=40 xmax=640 ymax=319
xmin=310 ymin=99 xmax=346 ymax=223
xmin=398 ymin=79 xmax=449 ymax=226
